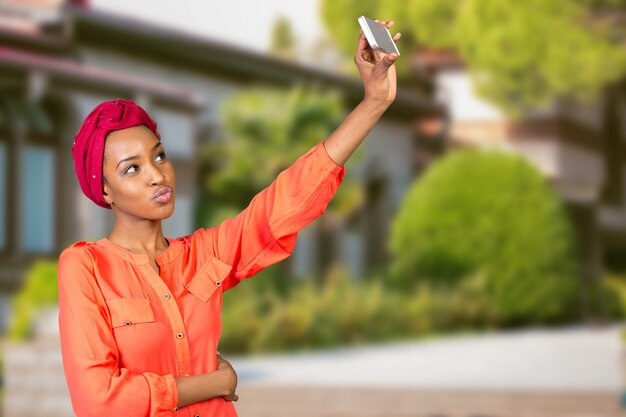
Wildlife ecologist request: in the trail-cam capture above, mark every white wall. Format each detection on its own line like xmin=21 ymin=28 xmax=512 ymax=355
xmin=435 ymin=70 xmax=506 ymax=123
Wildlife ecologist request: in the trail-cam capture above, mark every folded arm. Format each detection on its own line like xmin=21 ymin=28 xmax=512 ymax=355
xmin=58 ymin=247 xmax=235 ymax=416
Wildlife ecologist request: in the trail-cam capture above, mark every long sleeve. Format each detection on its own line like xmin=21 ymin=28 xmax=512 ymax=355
xmin=200 ymin=140 xmax=345 ymax=290
xmin=57 ymin=246 xmax=179 ymax=417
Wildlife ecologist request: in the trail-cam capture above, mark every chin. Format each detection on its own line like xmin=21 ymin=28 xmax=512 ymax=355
xmin=156 ymin=201 xmax=175 ymax=220
xmin=136 ymin=198 xmax=175 ymax=221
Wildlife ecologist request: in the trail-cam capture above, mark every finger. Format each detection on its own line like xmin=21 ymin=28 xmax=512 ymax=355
xmin=224 ymin=393 xmax=239 ymax=402
xmin=386 ymin=21 xmax=395 ymax=28
xmin=386 ymin=53 xmax=399 ymax=64
xmin=357 ymin=29 xmax=368 ymax=51
xmin=379 ymin=53 xmax=398 ymax=71
xmin=356 ymin=30 xmax=374 ymax=63
xmin=372 ymin=52 xmax=396 ymax=78
xmin=393 ymin=32 xmax=402 ymax=41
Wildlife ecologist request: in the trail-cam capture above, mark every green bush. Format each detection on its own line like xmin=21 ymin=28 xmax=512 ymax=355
xmin=219 ymin=265 xmax=496 ymax=354
xmin=595 ymin=275 xmax=626 ymax=320
xmin=9 ymin=260 xmax=58 ymax=340
xmin=389 ymin=149 xmax=580 ymax=325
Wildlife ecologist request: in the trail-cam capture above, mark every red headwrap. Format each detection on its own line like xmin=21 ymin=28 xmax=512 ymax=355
xmin=71 ymin=99 xmax=160 ymax=209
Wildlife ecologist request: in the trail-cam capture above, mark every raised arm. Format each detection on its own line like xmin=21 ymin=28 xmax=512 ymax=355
xmin=324 ymin=20 xmax=400 ymax=166
xmin=193 ymin=20 xmax=400 ymax=289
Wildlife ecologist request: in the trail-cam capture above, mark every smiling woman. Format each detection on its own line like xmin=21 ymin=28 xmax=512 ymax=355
xmin=59 ymin=18 xmax=401 ymax=417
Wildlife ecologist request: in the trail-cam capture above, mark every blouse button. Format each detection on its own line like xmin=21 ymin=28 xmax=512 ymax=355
xmin=194 ymin=414 xmax=200 ymax=417
xmin=173 ymin=407 xmax=178 ymax=413
xmin=124 ymin=320 xmax=132 ymax=326
xmin=176 ymin=332 xmax=184 ymax=339
xmin=164 ymin=293 xmax=170 ymax=300
xmin=215 ymin=281 xmax=221 ymax=287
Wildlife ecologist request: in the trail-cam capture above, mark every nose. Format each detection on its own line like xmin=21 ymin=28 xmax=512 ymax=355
xmin=147 ymin=162 xmax=166 ymax=185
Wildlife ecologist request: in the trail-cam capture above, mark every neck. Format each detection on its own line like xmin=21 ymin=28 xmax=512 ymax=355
xmin=107 ymin=218 xmax=168 ymax=255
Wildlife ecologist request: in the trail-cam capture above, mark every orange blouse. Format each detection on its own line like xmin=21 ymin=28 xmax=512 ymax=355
xmin=58 ymin=141 xmax=345 ymax=417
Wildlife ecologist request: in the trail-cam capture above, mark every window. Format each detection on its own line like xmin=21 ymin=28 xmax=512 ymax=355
xmin=20 ymin=145 xmax=55 ymax=253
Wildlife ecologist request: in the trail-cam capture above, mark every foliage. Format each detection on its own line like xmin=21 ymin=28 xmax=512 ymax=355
xmin=219 ymin=265 xmax=501 ymax=354
xmin=270 ymin=16 xmax=297 ymax=59
xmin=596 ymin=274 xmax=626 ymax=319
xmin=389 ymin=149 xmax=580 ymax=324
xmin=197 ymin=85 xmax=363 ymax=229
xmin=320 ymin=0 xmax=626 ymax=113
xmin=9 ymin=260 xmax=58 ymax=340
xmin=320 ymin=0 xmax=417 ymax=76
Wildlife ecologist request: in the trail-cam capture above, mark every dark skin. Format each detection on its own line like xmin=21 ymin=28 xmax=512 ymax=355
xmin=98 ymin=18 xmax=400 ymax=409
xmin=101 ymin=125 xmax=238 ymax=405
xmin=102 ymin=125 xmax=175 ymax=275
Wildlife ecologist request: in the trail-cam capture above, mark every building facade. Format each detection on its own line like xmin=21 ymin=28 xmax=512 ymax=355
xmin=0 ymin=1 xmax=441 ymax=328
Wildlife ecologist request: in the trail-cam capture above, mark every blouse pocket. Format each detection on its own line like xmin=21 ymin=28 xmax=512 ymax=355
xmin=106 ymin=298 xmax=155 ymax=328
xmin=185 ymin=256 xmax=233 ymax=302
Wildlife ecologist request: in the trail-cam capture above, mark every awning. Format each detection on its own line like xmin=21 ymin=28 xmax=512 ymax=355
xmin=0 ymin=46 xmax=203 ymax=110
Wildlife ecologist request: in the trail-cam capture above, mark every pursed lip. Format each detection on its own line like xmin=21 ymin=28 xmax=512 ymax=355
xmin=152 ymin=186 xmax=172 ymax=199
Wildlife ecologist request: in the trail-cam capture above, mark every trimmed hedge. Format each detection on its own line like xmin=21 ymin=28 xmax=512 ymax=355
xmin=389 ymin=149 xmax=580 ymax=324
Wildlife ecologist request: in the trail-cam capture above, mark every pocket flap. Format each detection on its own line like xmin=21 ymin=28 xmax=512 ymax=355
xmin=107 ymin=298 xmax=155 ymax=328
xmin=185 ymin=256 xmax=233 ymax=302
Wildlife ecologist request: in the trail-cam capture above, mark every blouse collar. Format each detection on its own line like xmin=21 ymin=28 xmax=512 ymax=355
xmin=96 ymin=236 xmax=183 ymax=265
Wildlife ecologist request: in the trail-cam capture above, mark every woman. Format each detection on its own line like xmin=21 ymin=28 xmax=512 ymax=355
xmin=58 ymin=21 xmax=401 ymax=417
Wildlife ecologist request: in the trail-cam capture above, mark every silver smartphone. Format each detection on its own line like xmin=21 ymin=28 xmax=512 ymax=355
xmin=357 ymin=15 xmax=400 ymax=56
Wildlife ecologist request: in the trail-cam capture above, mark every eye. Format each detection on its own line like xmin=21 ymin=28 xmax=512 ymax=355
xmin=124 ymin=164 xmax=138 ymax=175
xmin=155 ymin=151 xmax=167 ymax=162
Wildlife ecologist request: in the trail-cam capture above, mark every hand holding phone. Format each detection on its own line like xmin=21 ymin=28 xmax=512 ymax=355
xmin=358 ymin=16 xmax=400 ymax=56
xmin=354 ymin=17 xmax=400 ymax=106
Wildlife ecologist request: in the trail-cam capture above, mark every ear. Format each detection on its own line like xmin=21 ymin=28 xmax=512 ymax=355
xmin=102 ymin=179 xmax=113 ymax=205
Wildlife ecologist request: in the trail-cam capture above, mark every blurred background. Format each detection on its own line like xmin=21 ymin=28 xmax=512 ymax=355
xmin=0 ymin=0 xmax=625 ymax=416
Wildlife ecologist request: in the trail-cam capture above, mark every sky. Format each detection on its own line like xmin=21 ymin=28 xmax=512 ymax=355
xmin=90 ymin=0 xmax=326 ymax=54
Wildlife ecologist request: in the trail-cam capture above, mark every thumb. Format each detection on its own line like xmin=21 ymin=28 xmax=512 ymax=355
xmin=384 ymin=53 xmax=398 ymax=66
xmin=375 ymin=53 xmax=397 ymax=75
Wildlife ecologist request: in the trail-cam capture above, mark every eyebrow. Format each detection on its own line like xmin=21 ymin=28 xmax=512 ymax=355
xmin=116 ymin=142 xmax=163 ymax=169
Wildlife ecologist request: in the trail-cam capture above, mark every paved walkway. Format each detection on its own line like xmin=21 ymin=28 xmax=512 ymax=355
xmin=231 ymin=324 xmax=622 ymax=391
xmin=229 ymin=324 xmax=623 ymax=417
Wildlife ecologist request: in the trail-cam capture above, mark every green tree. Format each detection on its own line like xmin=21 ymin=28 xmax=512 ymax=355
xmin=270 ymin=16 xmax=297 ymax=60
xmin=389 ymin=150 xmax=580 ymax=324
xmin=320 ymin=0 xmax=419 ymax=77
xmin=320 ymin=0 xmax=626 ymax=113
xmin=197 ymin=85 xmax=364 ymax=275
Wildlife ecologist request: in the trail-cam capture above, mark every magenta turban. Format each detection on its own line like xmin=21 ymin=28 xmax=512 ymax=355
xmin=71 ymin=99 xmax=160 ymax=209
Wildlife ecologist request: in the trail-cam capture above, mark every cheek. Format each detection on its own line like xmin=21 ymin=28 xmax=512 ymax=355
xmin=165 ymin=164 xmax=176 ymax=184
xmin=111 ymin=178 xmax=144 ymax=203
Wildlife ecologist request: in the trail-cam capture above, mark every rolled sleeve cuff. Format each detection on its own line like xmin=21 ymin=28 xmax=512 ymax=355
xmin=143 ymin=372 xmax=179 ymax=416
xmin=318 ymin=140 xmax=346 ymax=177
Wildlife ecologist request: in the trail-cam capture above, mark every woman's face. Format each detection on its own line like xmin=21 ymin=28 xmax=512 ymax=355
xmin=102 ymin=125 xmax=175 ymax=220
